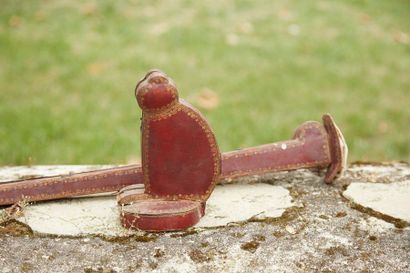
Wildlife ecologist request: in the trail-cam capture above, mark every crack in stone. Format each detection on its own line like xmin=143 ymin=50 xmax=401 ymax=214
xmin=339 ymin=188 xmax=409 ymax=229
xmin=347 ymin=201 xmax=409 ymax=229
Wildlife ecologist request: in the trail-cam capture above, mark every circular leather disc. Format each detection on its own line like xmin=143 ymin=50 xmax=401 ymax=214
xmin=120 ymin=200 xmax=204 ymax=232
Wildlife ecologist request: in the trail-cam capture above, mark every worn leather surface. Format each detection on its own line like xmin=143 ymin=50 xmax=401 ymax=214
xmin=136 ymin=71 xmax=221 ymax=201
xmin=121 ymin=200 xmax=204 ymax=232
xmin=119 ymin=70 xmax=221 ymax=231
xmin=322 ymin=114 xmax=348 ymax=183
xmin=221 ymin=121 xmax=330 ymax=179
xmin=0 ymin=165 xmax=141 ymax=206
xmin=141 ymin=101 xmax=221 ymax=200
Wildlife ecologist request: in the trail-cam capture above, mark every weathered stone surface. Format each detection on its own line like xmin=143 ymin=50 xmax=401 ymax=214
xmin=343 ymin=180 xmax=410 ymax=223
xmin=15 ymin=197 xmax=127 ymax=237
xmin=197 ymin=184 xmax=292 ymax=228
xmin=4 ymin=183 xmax=293 ymax=236
xmin=0 ymin=163 xmax=409 ymax=273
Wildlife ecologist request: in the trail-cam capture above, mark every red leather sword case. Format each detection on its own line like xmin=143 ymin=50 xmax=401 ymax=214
xmin=120 ymin=70 xmax=221 ymax=231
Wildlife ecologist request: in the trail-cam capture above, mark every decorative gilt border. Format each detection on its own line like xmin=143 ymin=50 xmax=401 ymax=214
xmin=121 ymin=200 xmax=201 ymax=215
xmin=221 ymin=122 xmax=331 ymax=178
xmin=322 ymin=114 xmax=348 ymax=182
xmin=0 ymin=166 xmax=142 ymax=205
xmin=141 ymin=101 xmax=221 ymax=202
xmin=120 ymin=202 xmax=203 ymax=231
xmin=137 ymin=84 xmax=179 ymax=113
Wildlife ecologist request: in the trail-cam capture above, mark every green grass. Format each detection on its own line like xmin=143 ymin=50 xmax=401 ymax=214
xmin=0 ymin=0 xmax=409 ymax=165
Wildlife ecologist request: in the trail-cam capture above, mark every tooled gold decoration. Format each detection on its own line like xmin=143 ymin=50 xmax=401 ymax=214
xmin=141 ymin=101 xmax=220 ymax=202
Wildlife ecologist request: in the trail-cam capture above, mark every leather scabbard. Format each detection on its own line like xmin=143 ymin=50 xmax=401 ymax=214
xmin=0 ymin=146 xmax=312 ymax=206
xmin=0 ymin=115 xmax=347 ymax=206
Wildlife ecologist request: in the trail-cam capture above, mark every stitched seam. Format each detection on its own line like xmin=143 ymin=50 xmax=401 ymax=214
xmin=142 ymin=103 xmax=220 ymax=202
xmin=0 ymin=184 xmax=123 ymax=204
xmin=144 ymin=102 xmax=182 ymax=121
xmin=122 ymin=205 xmax=201 ymax=218
xmin=0 ymin=167 xmax=141 ymax=193
xmin=221 ymin=123 xmax=324 ymax=160
xmin=123 ymin=201 xmax=200 ymax=215
xmin=138 ymin=84 xmax=178 ymax=112
xmin=222 ymin=122 xmax=331 ymax=177
xmin=222 ymin=139 xmax=301 ymax=161
xmin=222 ymin=159 xmax=330 ymax=178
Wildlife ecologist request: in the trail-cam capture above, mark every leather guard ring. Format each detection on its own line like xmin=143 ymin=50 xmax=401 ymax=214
xmin=323 ymin=114 xmax=348 ymax=183
xmin=120 ymin=200 xmax=205 ymax=232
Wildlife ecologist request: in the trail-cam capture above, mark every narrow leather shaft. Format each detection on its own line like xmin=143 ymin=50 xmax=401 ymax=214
xmin=221 ymin=122 xmax=330 ymax=179
xmin=0 ymin=165 xmax=142 ymax=206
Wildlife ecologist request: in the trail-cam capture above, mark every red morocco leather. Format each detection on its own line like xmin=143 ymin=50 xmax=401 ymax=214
xmin=119 ymin=70 xmax=221 ymax=231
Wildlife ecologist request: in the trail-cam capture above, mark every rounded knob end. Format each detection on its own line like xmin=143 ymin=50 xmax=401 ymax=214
xmin=135 ymin=70 xmax=178 ymax=111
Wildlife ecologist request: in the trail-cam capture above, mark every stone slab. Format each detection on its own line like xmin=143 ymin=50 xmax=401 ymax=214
xmin=197 ymin=183 xmax=292 ymax=227
xmin=343 ymin=180 xmax=410 ymax=222
xmin=1 ymin=182 xmax=293 ymax=236
xmin=1 ymin=163 xmax=409 ymax=273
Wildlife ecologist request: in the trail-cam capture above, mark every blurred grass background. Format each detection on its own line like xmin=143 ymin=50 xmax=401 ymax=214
xmin=0 ymin=0 xmax=409 ymax=165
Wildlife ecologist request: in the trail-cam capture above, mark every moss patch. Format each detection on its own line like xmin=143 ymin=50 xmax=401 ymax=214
xmin=240 ymin=240 xmax=260 ymax=253
xmin=189 ymin=249 xmax=212 ymax=263
xmin=0 ymin=219 xmax=33 ymax=236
